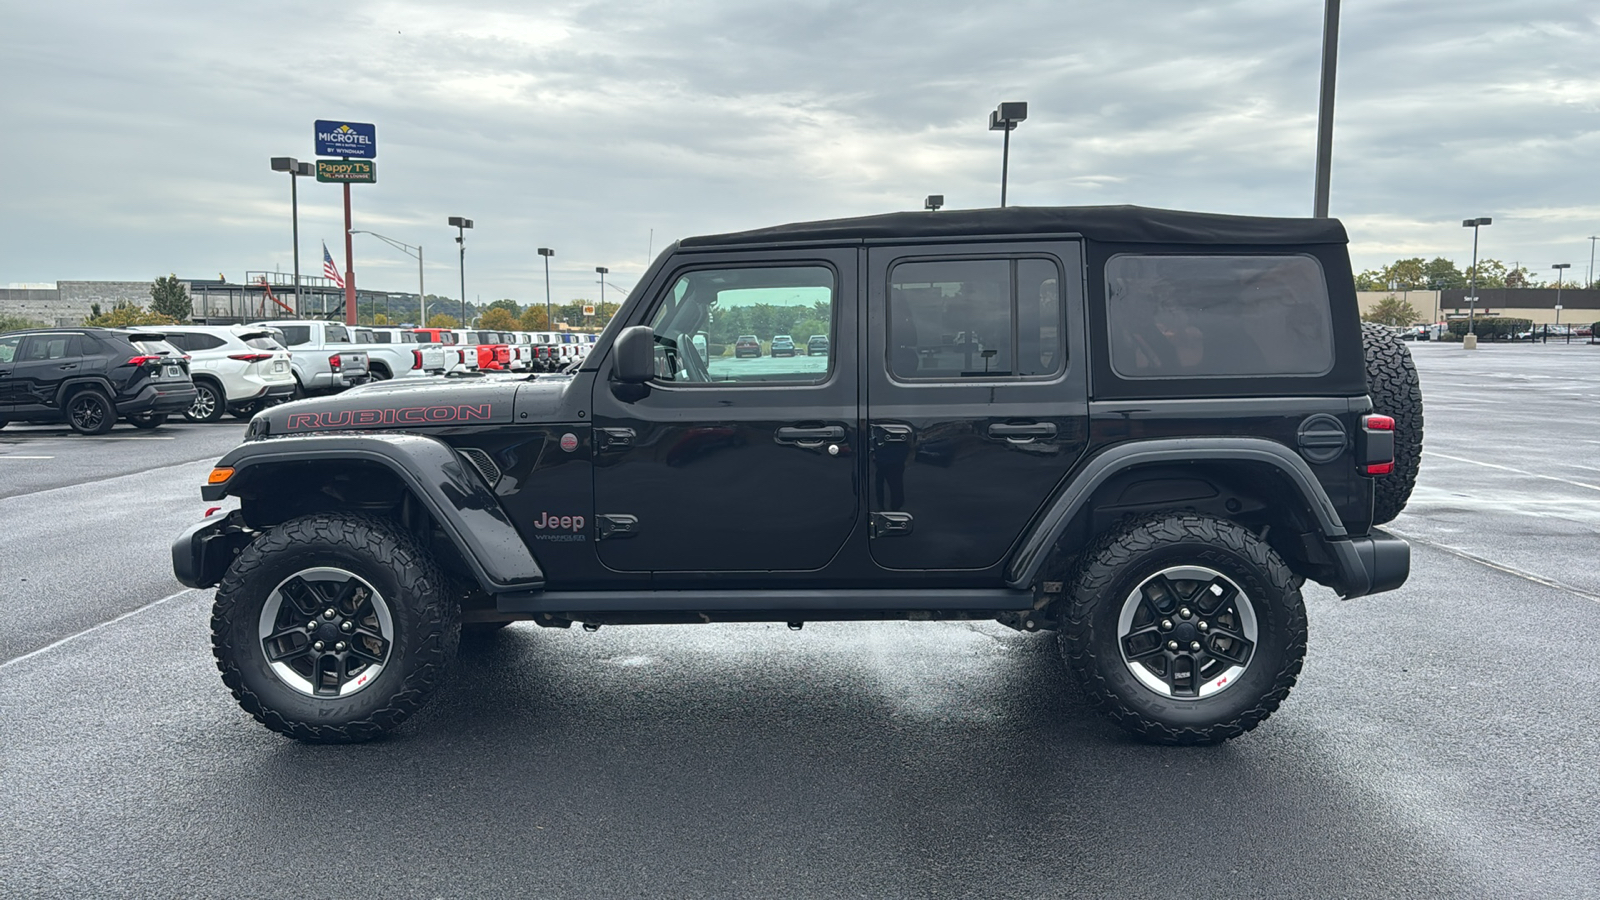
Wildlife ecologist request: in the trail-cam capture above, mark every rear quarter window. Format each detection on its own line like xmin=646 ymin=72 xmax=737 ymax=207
xmin=1105 ymin=254 xmax=1333 ymax=379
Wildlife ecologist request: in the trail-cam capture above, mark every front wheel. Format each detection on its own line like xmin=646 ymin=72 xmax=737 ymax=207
xmin=211 ymin=513 xmax=461 ymax=743
xmin=1060 ymin=513 xmax=1307 ymax=745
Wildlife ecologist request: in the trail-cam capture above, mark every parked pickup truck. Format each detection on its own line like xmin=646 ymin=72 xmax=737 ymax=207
xmin=354 ymin=327 xmax=447 ymax=378
xmin=249 ymin=320 xmax=370 ymax=395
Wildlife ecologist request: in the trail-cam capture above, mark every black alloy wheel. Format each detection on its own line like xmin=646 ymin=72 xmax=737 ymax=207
xmin=126 ymin=412 xmax=167 ymax=429
xmin=1060 ymin=512 xmax=1306 ymax=745
xmin=211 ymin=512 xmax=459 ymax=743
xmin=186 ymin=381 xmax=226 ymax=423
xmin=66 ymin=390 xmax=114 ymax=435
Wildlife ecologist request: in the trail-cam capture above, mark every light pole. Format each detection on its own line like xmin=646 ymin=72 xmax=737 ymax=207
xmin=350 ymin=231 xmax=425 ymax=325
xmin=1313 ymin=0 xmax=1341 ymax=218
xmin=595 ymin=266 xmax=609 ymax=328
xmin=1552 ymin=263 xmax=1571 ymax=330
xmin=1462 ymin=217 xmax=1492 ymax=348
xmin=448 ymin=216 xmax=473 ymax=325
xmin=989 ymin=102 xmax=1027 ymax=208
xmin=924 ymin=194 xmax=944 ymax=211
xmin=538 ymin=247 xmax=554 ymax=329
xmin=269 ymin=157 xmax=315 ymax=311
xmin=1588 ymin=236 xmax=1598 ymax=289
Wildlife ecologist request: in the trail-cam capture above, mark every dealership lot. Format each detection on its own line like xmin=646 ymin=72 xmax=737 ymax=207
xmin=2 ymin=343 xmax=1598 ymax=898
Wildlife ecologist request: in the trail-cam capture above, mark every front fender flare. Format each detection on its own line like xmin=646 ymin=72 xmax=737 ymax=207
xmin=1005 ymin=437 xmax=1396 ymax=599
xmin=204 ymin=432 xmax=544 ymax=593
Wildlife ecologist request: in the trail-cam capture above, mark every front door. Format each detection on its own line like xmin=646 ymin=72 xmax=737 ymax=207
xmin=590 ymin=249 xmax=859 ymax=573
xmin=865 ymin=242 xmax=1090 ymax=571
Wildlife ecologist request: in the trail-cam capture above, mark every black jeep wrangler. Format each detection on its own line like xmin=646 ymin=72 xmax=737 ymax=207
xmin=174 ymin=206 xmax=1421 ymax=745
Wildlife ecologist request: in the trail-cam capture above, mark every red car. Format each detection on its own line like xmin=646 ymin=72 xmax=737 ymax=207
xmin=453 ymin=330 xmax=512 ymax=371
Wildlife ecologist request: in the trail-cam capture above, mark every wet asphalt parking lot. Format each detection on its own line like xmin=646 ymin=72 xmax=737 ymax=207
xmin=3 ymin=342 xmax=1599 ymax=899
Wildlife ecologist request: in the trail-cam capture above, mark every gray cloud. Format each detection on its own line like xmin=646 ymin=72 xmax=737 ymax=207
xmin=3 ymin=0 xmax=1599 ymax=304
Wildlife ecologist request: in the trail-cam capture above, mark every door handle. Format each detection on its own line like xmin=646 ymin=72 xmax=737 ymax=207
xmin=988 ymin=422 xmax=1057 ymax=442
xmin=58 ymin=364 xmax=77 ymax=370
xmin=776 ymin=425 xmax=845 ymax=446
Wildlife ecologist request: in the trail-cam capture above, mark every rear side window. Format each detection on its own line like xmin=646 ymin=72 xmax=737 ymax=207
xmin=888 ymin=257 xmax=1063 ymax=380
xmin=324 ymin=325 xmax=351 ymax=344
xmin=183 ymin=333 xmax=226 ymax=352
xmin=18 ymin=334 xmax=80 ymax=361
xmin=1106 ymin=255 xmax=1333 ymax=378
xmin=278 ymin=325 xmax=312 ymax=346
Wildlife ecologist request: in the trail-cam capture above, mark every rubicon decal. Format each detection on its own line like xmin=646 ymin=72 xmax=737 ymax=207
xmin=284 ymin=404 xmax=493 ymax=431
xmin=533 ymin=512 xmax=585 ymax=532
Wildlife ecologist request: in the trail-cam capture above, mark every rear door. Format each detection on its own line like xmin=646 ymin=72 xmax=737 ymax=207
xmin=11 ymin=333 xmax=85 ymax=409
xmin=0 ymin=333 xmax=21 ymax=412
xmin=865 ymin=242 xmax=1090 ymax=571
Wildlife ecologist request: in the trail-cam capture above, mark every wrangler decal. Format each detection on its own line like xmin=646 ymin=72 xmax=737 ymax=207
xmin=283 ymin=404 xmax=497 ymax=431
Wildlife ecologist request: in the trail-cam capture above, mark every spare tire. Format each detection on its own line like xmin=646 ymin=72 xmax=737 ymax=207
xmin=1362 ymin=323 xmax=1424 ymax=525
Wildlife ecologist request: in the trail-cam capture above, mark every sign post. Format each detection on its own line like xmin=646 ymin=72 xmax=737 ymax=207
xmin=315 ymin=120 xmax=377 ymax=326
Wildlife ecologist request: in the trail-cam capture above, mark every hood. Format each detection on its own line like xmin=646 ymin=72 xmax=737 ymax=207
xmin=259 ymin=376 xmax=529 ymax=436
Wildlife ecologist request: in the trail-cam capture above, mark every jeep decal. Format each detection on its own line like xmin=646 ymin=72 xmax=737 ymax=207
xmin=284 ymin=404 xmax=493 ymax=431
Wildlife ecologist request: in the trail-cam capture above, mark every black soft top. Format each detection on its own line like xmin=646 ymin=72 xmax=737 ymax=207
xmin=681 ymin=205 xmax=1348 ymax=248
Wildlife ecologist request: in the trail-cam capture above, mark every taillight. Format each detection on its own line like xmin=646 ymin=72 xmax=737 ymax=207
xmin=126 ymin=355 xmax=163 ymax=366
xmin=228 ymin=353 xmax=273 ymax=363
xmin=412 ymin=349 xmax=423 ymax=369
xmin=329 ymin=353 xmax=342 ymax=371
xmin=1361 ymin=414 xmax=1396 ymax=475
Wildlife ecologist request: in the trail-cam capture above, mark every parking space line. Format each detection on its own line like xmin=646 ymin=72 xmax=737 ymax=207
xmin=0 ymin=456 xmax=54 ymax=460
xmin=1388 ymin=528 xmax=1600 ymax=604
xmin=1426 ymin=452 xmax=1600 ymax=493
xmin=0 ymin=588 xmax=198 ymax=671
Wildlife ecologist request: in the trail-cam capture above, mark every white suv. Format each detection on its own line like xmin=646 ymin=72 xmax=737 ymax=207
xmin=159 ymin=325 xmax=295 ymax=422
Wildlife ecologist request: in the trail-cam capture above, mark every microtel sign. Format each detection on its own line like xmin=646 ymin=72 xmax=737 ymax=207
xmin=314 ymin=120 xmax=377 ymax=159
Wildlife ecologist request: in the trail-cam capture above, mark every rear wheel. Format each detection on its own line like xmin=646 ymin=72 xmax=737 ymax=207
xmin=65 ymin=389 xmax=114 ymax=435
xmin=126 ymin=412 xmax=167 ymax=429
xmin=185 ymin=381 xmax=226 ymax=423
xmin=211 ymin=513 xmax=460 ymax=743
xmin=1362 ymin=322 xmax=1424 ymax=525
xmin=1060 ymin=512 xmax=1306 ymax=745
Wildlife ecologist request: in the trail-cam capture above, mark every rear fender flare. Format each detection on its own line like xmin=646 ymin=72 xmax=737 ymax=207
xmin=205 ymin=432 xmax=544 ymax=593
xmin=54 ymin=376 xmax=116 ymax=408
xmin=1006 ymin=437 xmax=1358 ymax=592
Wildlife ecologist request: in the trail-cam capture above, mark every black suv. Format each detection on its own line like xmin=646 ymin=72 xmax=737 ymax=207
xmin=175 ymin=206 xmax=1420 ymax=746
xmin=0 ymin=328 xmax=197 ymax=434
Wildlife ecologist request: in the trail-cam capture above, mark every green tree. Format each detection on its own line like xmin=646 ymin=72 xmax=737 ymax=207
xmin=1 ymin=313 xmax=46 ymax=333
xmin=1464 ymin=259 xmax=1508 ymax=289
xmin=1423 ymin=258 xmax=1465 ymax=290
xmin=1361 ymin=295 xmax=1421 ymax=327
xmin=85 ymin=302 xmax=178 ymax=327
xmin=486 ymin=298 xmax=522 ymax=317
xmin=149 ymin=274 xmax=191 ymax=320
xmin=427 ymin=313 xmax=460 ymax=328
xmin=518 ymin=306 xmax=550 ymax=331
xmin=480 ymin=307 xmax=518 ymax=330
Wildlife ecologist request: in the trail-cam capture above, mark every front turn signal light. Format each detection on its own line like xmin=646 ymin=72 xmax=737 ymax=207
xmin=208 ymin=467 xmax=234 ymax=484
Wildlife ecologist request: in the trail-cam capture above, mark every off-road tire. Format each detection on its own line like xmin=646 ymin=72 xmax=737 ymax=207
xmin=211 ymin=513 xmax=460 ymax=743
xmin=1362 ymin=322 xmax=1424 ymax=525
xmin=125 ymin=412 xmax=167 ymax=429
xmin=65 ymin=388 xmax=114 ymax=435
xmin=185 ymin=380 xmax=226 ymax=423
xmin=1060 ymin=512 xmax=1307 ymax=745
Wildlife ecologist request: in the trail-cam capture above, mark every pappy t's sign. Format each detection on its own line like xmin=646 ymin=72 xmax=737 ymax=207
xmin=314 ymin=120 xmax=377 ymax=158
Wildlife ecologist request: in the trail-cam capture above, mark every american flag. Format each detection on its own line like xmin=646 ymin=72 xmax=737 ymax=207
xmin=322 ymin=241 xmax=345 ymax=289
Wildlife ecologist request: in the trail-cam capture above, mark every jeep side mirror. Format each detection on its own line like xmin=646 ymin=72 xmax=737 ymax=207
xmin=612 ymin=325 xmax=655 ymax=385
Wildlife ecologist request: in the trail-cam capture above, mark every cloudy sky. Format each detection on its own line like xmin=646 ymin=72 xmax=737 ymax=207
xmin=3 ymin=0 xmax=1598 ymax=304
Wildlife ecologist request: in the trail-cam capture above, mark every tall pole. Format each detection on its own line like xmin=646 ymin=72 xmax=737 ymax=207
xmin=1588 ymin=236 xmax=1598 ymax=289
xmin=290 ymin=173 xmax=301 ymax=311
xmin=458 ymin=224 xmax=466 ymax=326
xmin=1001 ymin=126 xmax=1011 ymax=208
xmin=418 ymin=245 xmax=425 ymax=326
xmin=1553 ymin=263 xmax=1570 ymax=328
xmin=343 ymin=183 xmax=356 ymax=326
xmin=1313 ymin=0 xmax=1341 ymax=218
xmin=542 ymin=251 xmax=552 ymax=329
xmin=1466 ymin=223 xmax=1481 ymax=338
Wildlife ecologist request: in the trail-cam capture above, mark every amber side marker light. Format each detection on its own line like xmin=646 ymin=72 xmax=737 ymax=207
xmin=208 ymin=467 xmax=234 ymax=484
